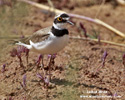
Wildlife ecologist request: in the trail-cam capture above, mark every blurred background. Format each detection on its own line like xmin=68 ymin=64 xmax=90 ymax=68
xmin=0 ymin=0 xmax=125 ymax=100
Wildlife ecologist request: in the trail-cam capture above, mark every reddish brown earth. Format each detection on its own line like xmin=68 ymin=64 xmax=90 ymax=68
xmin=0 ymin=0 xmax=125 ymax=100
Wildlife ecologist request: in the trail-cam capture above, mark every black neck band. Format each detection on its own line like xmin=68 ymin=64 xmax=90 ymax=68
xmin=51 ymin=26 xmax=69 ymax=37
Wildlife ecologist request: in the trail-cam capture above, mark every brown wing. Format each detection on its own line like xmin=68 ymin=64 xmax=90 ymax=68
xmin=21 ymin=26 xmax=52 ymax=44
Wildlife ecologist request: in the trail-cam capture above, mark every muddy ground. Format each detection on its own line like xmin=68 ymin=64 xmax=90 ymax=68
xmin=0 ymin=0 xmax=125 ymax=100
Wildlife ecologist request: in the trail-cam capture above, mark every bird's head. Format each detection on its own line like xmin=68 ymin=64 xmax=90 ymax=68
xmin=53 ymin=13 xmax=74 ymax=30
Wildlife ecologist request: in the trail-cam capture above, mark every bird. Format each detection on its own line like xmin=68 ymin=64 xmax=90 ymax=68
xmin=16 ymin=13 xmax=73 ymax=54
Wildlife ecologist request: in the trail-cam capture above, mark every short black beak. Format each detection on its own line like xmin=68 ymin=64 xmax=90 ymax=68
xmin=67 ymin=20 xmax=74 ymax=25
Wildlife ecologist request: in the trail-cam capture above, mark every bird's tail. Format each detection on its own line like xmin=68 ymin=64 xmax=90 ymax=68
xmin=8 ymin=36 xmax=29 ymax=45
xmin=16 ymin=41 xmax=32 ymax=49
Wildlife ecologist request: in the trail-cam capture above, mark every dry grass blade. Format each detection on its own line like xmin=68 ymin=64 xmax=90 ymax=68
xmin=95 ymin=19 xmax=125 ymax=38
xmin=18 ymin=0 xmax=65 ymax=14
xmin=47 ymin=0 xmax=54 ymax=8
xmin=70 ymin=36 xmax=125 ymax=47
xmin=116 ymin=0 xmax=125 ymax=6
xmin=95 ymin=0 xmax=106 ymax=18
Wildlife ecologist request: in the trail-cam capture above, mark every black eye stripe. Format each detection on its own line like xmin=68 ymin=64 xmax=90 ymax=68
xmin=60 ymin=19 xmax=66 ymax=22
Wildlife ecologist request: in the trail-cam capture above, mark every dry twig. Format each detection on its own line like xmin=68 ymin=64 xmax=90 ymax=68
xmin=70 ymin=36 xmax=125 ymax=47
xmin=116 ymin=0 xmax=125 ymax=6
xmin=18 ymin=0 xmax=65 ymax=14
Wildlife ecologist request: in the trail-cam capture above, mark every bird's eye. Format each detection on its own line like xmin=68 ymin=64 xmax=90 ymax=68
xmin=57 ymin=17 xmax=62 ymax=21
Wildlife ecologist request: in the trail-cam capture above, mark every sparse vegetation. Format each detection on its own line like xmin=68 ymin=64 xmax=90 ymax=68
xmin=0 ymin=0 xmax=125 ymax=100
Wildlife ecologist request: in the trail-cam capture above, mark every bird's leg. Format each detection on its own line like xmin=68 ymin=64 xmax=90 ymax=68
xmin=36 ymin=54 xmax=46 ymax=76
xmin=41 ymin=55 xmax=44 ymax=68
xmin=52 ymin=54 xmax=56 ymax=70
xmin=25 ymin=48 xmax=30 ymax=66
xmin=48 ymin=54 xmax=56 ymax=81
xmin=36 ymin=54 xmax=43 ymax=68
xmin=48 ymin=55 xmax=52 ymax=81
xmin=41 ymin=55 xmax=46 ymax=76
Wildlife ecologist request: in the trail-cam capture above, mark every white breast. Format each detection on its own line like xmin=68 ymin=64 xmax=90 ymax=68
xmin=31 ymin=34 xmax=69 ymax=54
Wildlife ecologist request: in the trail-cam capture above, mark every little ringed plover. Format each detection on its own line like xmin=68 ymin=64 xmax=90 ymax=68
xmin=16 ymin=13 xmax=73 ymax=54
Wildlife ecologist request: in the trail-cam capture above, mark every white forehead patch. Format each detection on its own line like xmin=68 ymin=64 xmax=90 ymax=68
xmin=62 ymin=18 xmax=69 ymax=20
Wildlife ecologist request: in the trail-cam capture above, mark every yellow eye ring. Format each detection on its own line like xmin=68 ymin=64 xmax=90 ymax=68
xmin=57 ymin=17 xmax=62 ymax=21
